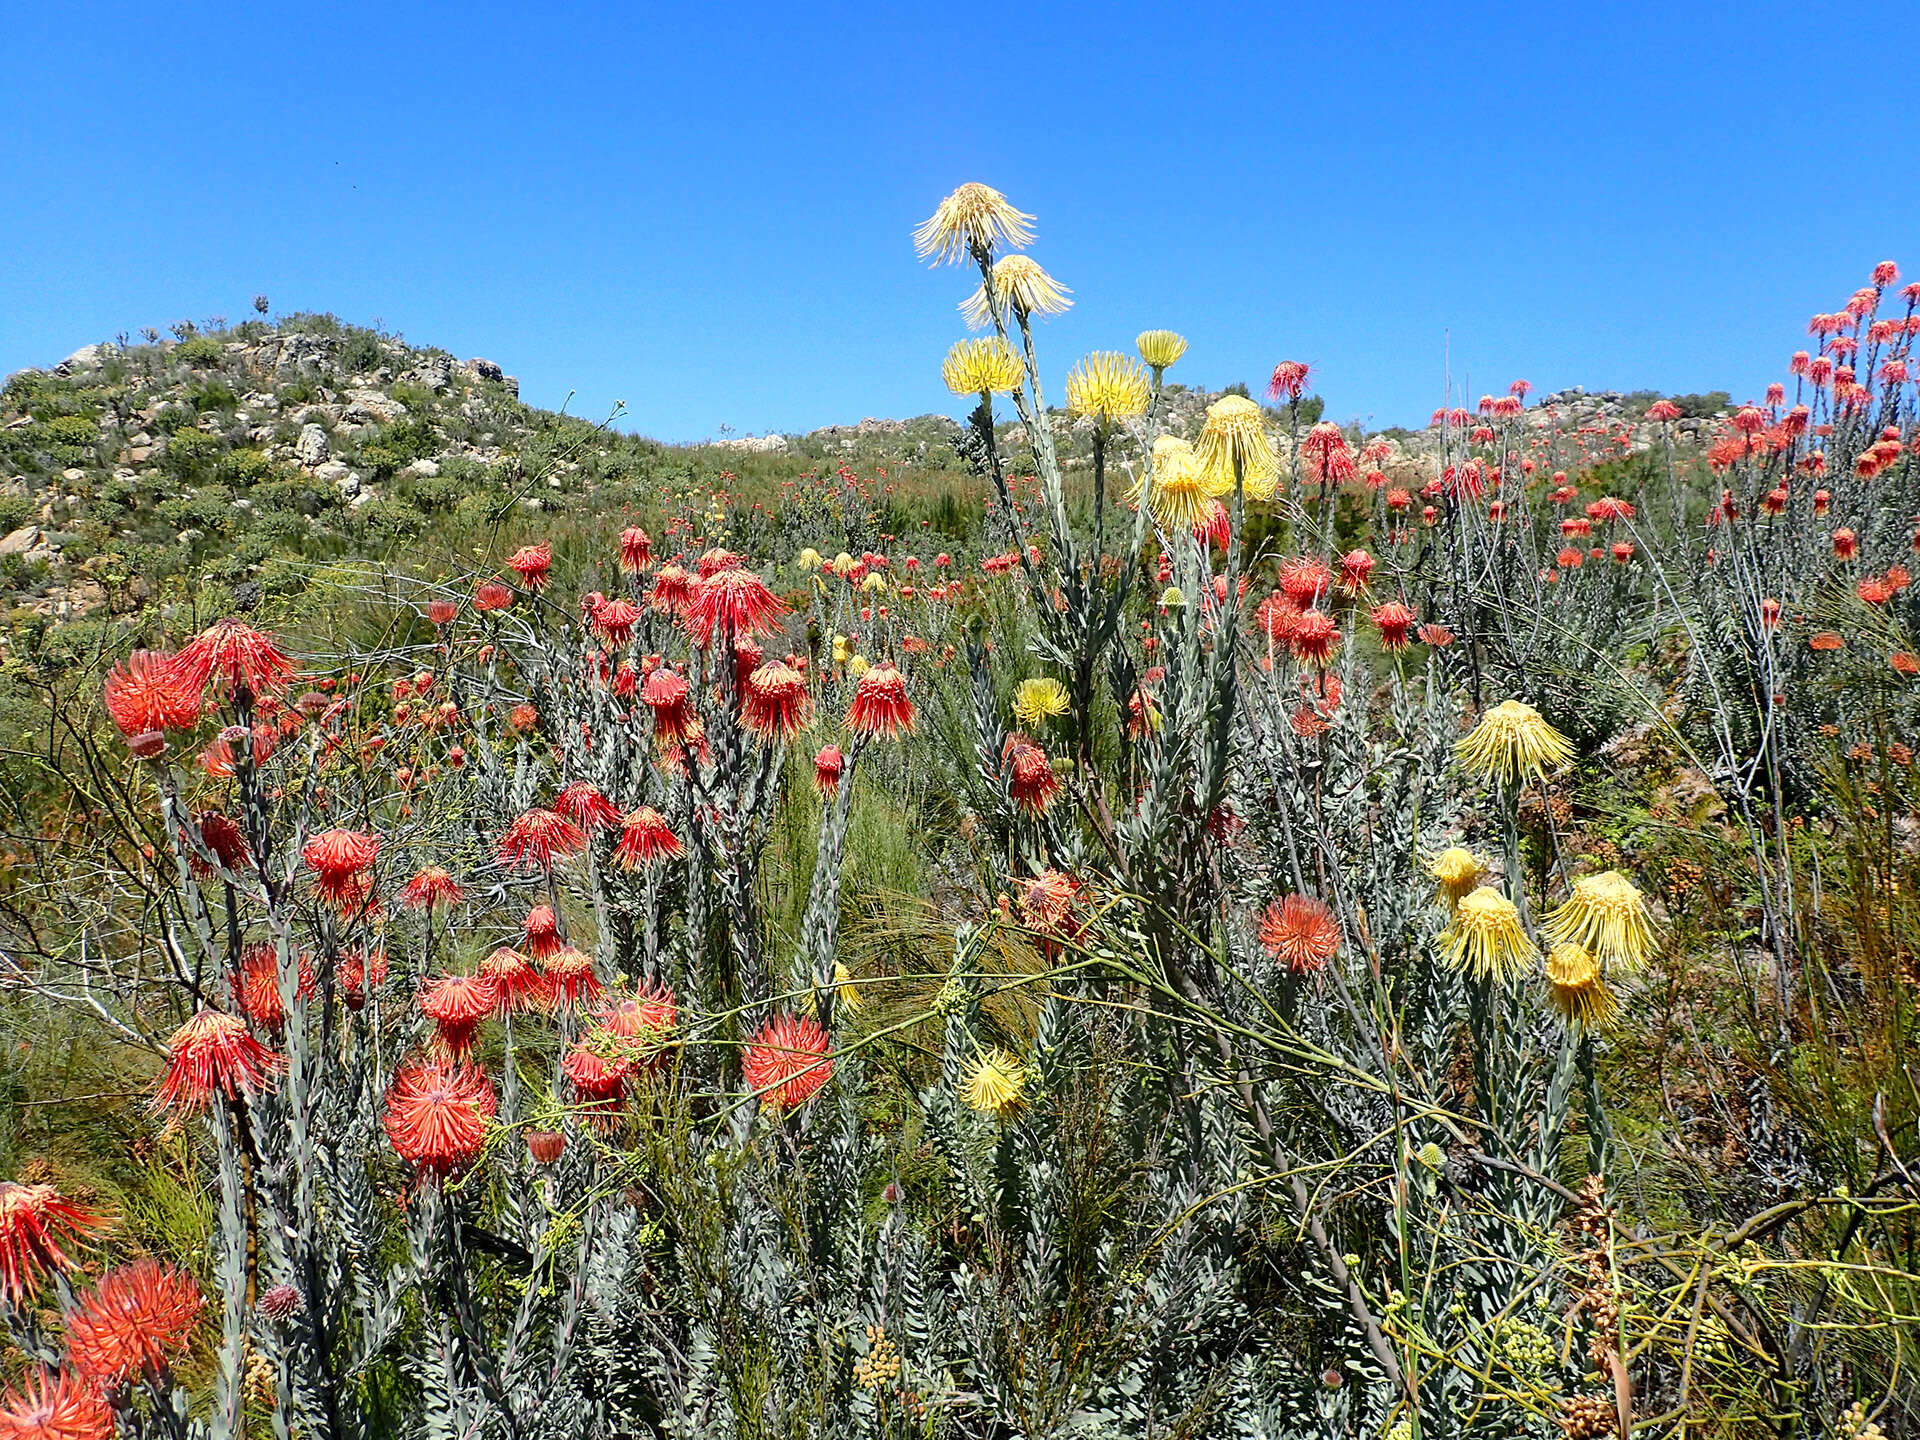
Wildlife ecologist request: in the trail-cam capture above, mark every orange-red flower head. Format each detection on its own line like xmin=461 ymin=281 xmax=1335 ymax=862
xmin=65 ymin=1260 xmax=203 ymax=1388
xmin=383 ymin=1061 xmax=495 ymax=1177
xmin=497 ymin=807 xmax=588 ymax=873
xmin=1258 ymin=895 xmax=1341 ymax=975
xmin=684 ymin=566 xmax=788 ymax=647
xmin=613 ymin=807 xmax=682 ymax=868
xmin=154 ymin=1010 xmax=285 ymax=1111
xmin=103 ymin=650 xmax=201 ymax=739
xmin=847 ymin=662 xmax=915 ymax=739
xmin=741 ymin=661 xmax=812 ymax=739
xmin=0 ymin=1183 xmax=102 ymax=1306
xmin=171 ymin=619 xmax=298 ymax=697
xmin=0 ymin=1365 xmax=113 ymax=1440
xmin=743 ymin=1013 xmax=833 ymax=1112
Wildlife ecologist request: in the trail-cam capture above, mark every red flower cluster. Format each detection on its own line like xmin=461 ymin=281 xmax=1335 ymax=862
xmin=743 ymin=1013 xmax=833 ymax=1112
xmin=383 ymin=1062 xmax=496 ymax=1177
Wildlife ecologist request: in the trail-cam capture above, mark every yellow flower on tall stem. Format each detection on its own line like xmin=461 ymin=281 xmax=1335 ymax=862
xmin=1012 ymin=676 xmax=1070 ymax=727
xmin=1441 ymin=886 xmax=1536 ymax=983
xmin=1136 ymin=329 xmax=1189 ymax=373
xmin=1542 ymin=871 xmax=1657 ymax=971
xmin=1194 ymin=395 xmax=1280 ymax=501
xmin=1064 ymin=352 xmax=1149 ymax=424
xmin=960 ymin=1048 xmax=1026 ymax=1118
xmin=914 ymin=183 xmax=1035 ymax=266
xmin=1136 ymin=435 xmax=1213 ymax=534
xmin=1426 ymin=847 xmax=1488 ymax=908
xmin=962 ymin=255 xmax=1072 ymax=327
xmin=1545 ymin=942 xmax=1617 ymax=1026
xmin=1455 ymin=699 xmax=1575 ymax=786
xmin=942 ymin=338 xmax=1025 ymax=399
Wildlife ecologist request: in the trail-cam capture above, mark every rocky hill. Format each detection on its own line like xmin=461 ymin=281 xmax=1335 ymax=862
xmin=1 ymin=316 xmax=1722 ymax=638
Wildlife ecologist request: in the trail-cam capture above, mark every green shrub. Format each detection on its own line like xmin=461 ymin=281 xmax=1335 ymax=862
xmin=0 ymin=496 xmax=34 ymax=533
xmin=152 ymin=404 xmax=196 ymax=436
xmin=391 ymin=382 xmax=437 ymax=414
xmin=339 ymin=329 xmax=383 ymax=373
xmin=1670 ymin=390 xmax=1731 ymax=418
xmin=226 ymin=448 xmax=275 ymax=485
xmin=40 ymin=415 xmax=98 ymax=450
xmin=186 ymin=378 xmax=237 ymax=413
xmin=355 ymin=497 xmax=427 ymax=541
xmin=173 ymin=335 xmax=225 ymax=367
xmin=163 ymin=429 xmax=225 ymax=476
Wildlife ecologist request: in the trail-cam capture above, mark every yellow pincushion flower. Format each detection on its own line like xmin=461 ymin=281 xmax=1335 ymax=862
xmin=861 ymin=571 xmax=886 ymax=594
xmin=847 ymin=654 xmax=871 ymax=678
xmin=1136 ymin=329 xmax=1189 ymax=372
xmin=962 ymin=255 xmax=1072 ymax=327
xmin=831 ymin=960 xmax=864 ymax=1015
xmin=1455 ymin=699 xmax=1575 ymax=786
xmin=1138 ymin=435 xmax=1213 ymax=534
xmin=1064 ymin=352 xmax=1149 ymax=423
xmin=1012 ymin=676 xmax=1070 ymax=726
xmin=1194 ymin=395 xmax=1280 ymax=501
xmin=796 ymin=547 xmax=823 ymax=572
xmin=1440 ymin=886 xmax=1535 ymax=983
xmin=831 ymin=633 xmax=850 ymax=663
xmin=943 ymin=337 xmax=1025 ymax=398
xmin=959 ymin=1048 xmax=1026 ymax=1118
xmin=914 ymin=182 xmax=1036 ymax=266
xmin=1542 ymin=871 xmax=1656 ymax=971
xmin=831 ymin=552 xmax=857 ymax=577
xmin=1157 ymin=585 xmax=1187 ymax=609
xmin=1544 ymin=942 xmax=1617 ymax=1026
xmin=1426 ymin=847 xmax=1488 ymax=907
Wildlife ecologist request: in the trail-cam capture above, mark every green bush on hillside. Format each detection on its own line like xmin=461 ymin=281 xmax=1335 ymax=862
xmin=173 ymin=335 xmax=225 ymax=367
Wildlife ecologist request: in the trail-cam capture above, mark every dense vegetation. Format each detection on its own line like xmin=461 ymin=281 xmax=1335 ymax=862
xmin=1 ymin=188 xmax=1914 ymax=1439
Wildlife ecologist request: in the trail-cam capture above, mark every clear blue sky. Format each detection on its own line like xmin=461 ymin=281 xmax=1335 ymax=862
xmin=4 ymin=2 xmax=1916 ymax=443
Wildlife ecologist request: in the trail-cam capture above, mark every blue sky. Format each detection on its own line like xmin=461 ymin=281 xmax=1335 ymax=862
xmin=3 ymin=2 xmax=1916 ymax=443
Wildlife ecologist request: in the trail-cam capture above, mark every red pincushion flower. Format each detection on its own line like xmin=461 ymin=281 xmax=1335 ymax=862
xmin=302 ymin=829 xmax=379 ymax=906
xmin=1645 ymin=399 xmax=1681 ymax=422
xmin=399 ymin=865 xmax=465 ymax=912
xmin=185 ymin=810 xmax=251 ymax=877
xmin=1267 ymin=359 xmax=1311 ymax=402
xmin=507 ymin=542 xmax=553 ymax=590
xmin=1278 ymin=557 xmax=1333 ymax=608
xmin=696 ymin=546 xmax=744 ymax=577
xmin=418 ymin=972 xmax=500 ymax=1058
xmin=65 ymin=1260 xmax=203 ymax=1387
xmin=0 ymin=1183 xmax=101 ymax=1305
xmin=1288 ymin=610 xmax=1339 ymax=666
xmin=562 ymin=1040 xmax=629 ymax=1108
xmin=543 ymin=946 xmax=602 ymax=1012
xmin=526 ymin=1131 xmax=565 ymax=1164
xmin=618 ymin=526 xmax=652 ymax=574
xmin=520 ymin=904 xmax=564 ymax=961
xmin=813 ymin=744 xmax=845 ymax=794
xmin=1003 ymin=735 xmax=1061 ymax=816
xmin=1258 ymin=895 xmax=1341 ymax=975
xmin=598 ymin=982 xmax=678 ymax=1046
xmin=1416 ymin=623 xmax=1454 ymax=648
xmin=479 ymin=947 xmax=545 ymax=1015
xmin=613 ymin=807 xmax=682 ymax=868
xmin=1371 ymin=601 xmax=1417 ymax=652
xmin=592 ymin=597 xmax=641 ymax=646
xmin=1256 ymin=592 xmax=1301 ymax=645
xmin=0 ymin=1365 xmax=113 ymax=1440
xmin=742 ymin=1013 xmax=833 ymax=1112
xmin=427 ymin=600 xmax=459 ymax=626
xmin=1014 ymin=869 xmax=1086 ymax=941
xmin=154 ymin=1011 xmax=285 ymax=1111
xmin=741 ymin=662 xmax=811 ymax=739
xmin=474 ymin=580 xmax=514 ymax=612
xmin=1339 ymin=549 xmax=1375 ymax=591
xmin=507 ymin=701 xmax=539 ymax=732
xmin=640 ymin=667 xmax=696 ymax=744
xmin=684 ymin=567 xmax=788 ymax=647
xmin=648 ymin=564 xmax=694 ymax=615
xmin=230 ymin=944 xmax=315 ymax=1029
xmin=848 ymin=662 xmax=915 ymax=739
xmin=383 ymin=1061 xmax=496 ymax=1177
xmin=171 ymin=619 xmax=298 ymax=697
xmin=1193 ymin=498 xmax=1230 ymax=549
xmin=103 ymin=650 xmax=201 ymax=738
xmin=337 ymin=945 xmax=389 ymax=1008
xmin=554 ymin=780 xmax=622 ymax=832
xmin=497 ymin=807 xmax=588 ymax=872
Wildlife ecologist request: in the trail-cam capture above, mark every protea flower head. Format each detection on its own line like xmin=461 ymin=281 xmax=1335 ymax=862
xmin=612 ymin=806 xmax=683 ymax=868
xmin=418 ymin=972 xmax=500 ymax=1058
xmin=399 ymin=864 xmax=464 ymax=913
xmin=743 ymin=1013 xmax=833 ymax=1112
xmin=301 ymin=829 xmax=379 ymax=906
xmin=1542 ymin=871 xmax=1657 ymax=971
xmin=962 ymin=254 xmax=1072 ymax=327
xmin=640 ymin=667 xmax=696 ymax=744
xmin=1257 ymin=895 xmax=1340 ymax=975
xmin=1371 ymin=600 xmax=1417 ymax=651
xmin=520 ymin=903 xmax=564 ymax=960
xmin=914 ymin=182 xmax=1035 ymax=266
xmin=479 ymin=947 xmax=545 ymax=1015
xmin=507 ymin=542 xmax=553 ymax=590
xmin=497 ymin=807 xmax=588 ymax=873
xmin=65 ymin=1259 xmax=203 ymax=1388
xmin=1288 ymin=611 xmax=1339 ymax=667
xmin=959 ymin=1048 xmax=1026 ymax=1118
xmin=543 ymin=946 xmax=602 ymax=1012
xmin=1266 ymin=360 xmax=1312 ymax=402
xmin=1014 ymin=868 xmax=1086 ymax=941
xmin=473 ymin=580 xmax=514 ymax=612
xmin=618 ymin=526 xmax=652 ymax=574
xmin=256 ymin=1283 xmax=303 ymax=1321
xmin=526 ymin=1130 xmax=566 ymax=1165
xmin=1545 ymin=942 xmax=1617 ymax=1026
xmin=591 ymin=597 xmax=641 ymax=646
xmin=1195 ymin=395 xmax=1279 ymax=501
xmin=0 ymin=1365 xmax=113 ymax=1439
xmin=171 ymin=618 xmax=298 ymax=697
xmin=1011 ymin=676 xmax=1070 ymax=727
xmin=1002 ymin=735 xmax=1062 ymax=816
xmin=0 ymin=1182 xmax=102 ymax=1305
xmin=154 ymin=1010 xmax=285 ymax=1111
xmin=555 ymin=780 xmax=622 ymax=832
xmin=648 ymin=563 xmax=695 ymax=615
xmin=1063 ymin=351 xmax=1149 ymax=422
xmin=847 ymin=662 xmax=915 ymax=739
xmin=103 ymin=650 xmax=201 ymax=737
xmin=1426 ymin=847 xmax=1487 ymax=907
xmin=814 ymin=744 xmax=845 ymax=794
xmin=1278 ymin=556 xmax=1333 ymax=607
xmin=383 ymin=1061 xmax=496 ymax=1178
xmin=684 ymin=567 xmax=788 ymax=647
xmin=1455 ymin=699 xmax=1575 ymax=786
xmin=229 ymin=943 xmax=314 ymax=1029
xmin=1136 ymin=329 xmax=1189 ymax=372
xmin=1441 ymin=887 xmax=1535 ymax=984
xmin=942 ymin=337 xmax=1025 ymax=398
xmin=1140 ymin=435 xmax=1212 ymax=533
xmin=741 ymin=661 xmax=812 ymax=739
